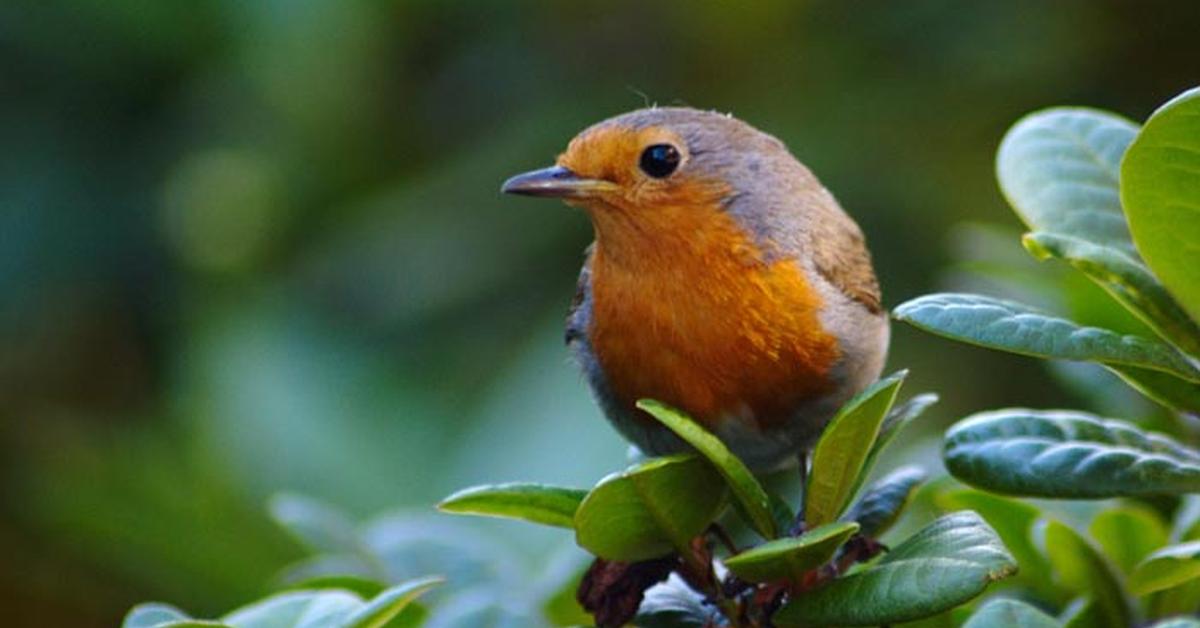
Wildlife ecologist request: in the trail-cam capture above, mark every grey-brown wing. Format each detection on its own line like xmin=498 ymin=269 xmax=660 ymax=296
xmin=565 ymin=245 xmax=595 ymax=345
xmin=810 ymin=210 xmax=883 ymax=314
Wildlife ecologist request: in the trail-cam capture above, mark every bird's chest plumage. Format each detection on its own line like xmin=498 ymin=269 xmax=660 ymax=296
xmin=586 ymin=207 xmax=840 ymax=431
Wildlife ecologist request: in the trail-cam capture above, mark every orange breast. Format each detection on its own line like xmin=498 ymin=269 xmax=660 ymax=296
xmin=587 ymin=203 xmax=840 ymax=431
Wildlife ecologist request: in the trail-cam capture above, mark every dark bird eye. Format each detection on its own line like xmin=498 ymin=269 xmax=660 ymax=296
xmin=639 ymin=144 xmax=681 ymax=178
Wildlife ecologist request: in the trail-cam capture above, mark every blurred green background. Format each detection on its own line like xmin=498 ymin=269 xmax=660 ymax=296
xmin=2 ymin=1 xmax=1198 ymax=625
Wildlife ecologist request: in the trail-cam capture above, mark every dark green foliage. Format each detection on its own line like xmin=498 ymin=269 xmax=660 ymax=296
xmin=900 ymin=86 xmax=1200 ymax=627
xmin=436 ymin=384 xmax=997 ymax=627
xmin=774 ymin=512 xmax=1015 ymax=626
xmin=944 ymin=409 xmax=1200 ymax=498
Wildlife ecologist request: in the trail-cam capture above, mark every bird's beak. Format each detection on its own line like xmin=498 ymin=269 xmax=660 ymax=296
xmin=500 ymin=165 xmax=618 ymax=198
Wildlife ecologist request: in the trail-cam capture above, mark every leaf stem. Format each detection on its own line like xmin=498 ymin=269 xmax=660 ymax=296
xmin=676 ymin=537 xmax=748 ymax=627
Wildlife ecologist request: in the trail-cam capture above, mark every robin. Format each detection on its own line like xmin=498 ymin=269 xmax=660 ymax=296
xmin=501 ymin=107 xmax=888 ymax=471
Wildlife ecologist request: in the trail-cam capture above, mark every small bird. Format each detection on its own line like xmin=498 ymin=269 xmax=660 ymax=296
xmin=502 ymin=108 xmax=888 ymax=471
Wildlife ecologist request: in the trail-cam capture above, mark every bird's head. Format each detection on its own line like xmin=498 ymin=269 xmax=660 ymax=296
xmin=502 ymin=107 xmax=801 ymax=253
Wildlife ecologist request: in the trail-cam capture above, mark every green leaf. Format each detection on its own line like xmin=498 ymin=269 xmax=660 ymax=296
xmin=280 ymin=575 xmax=385 ymax=599
xmin=894 ymin=293 xmax=1200 ymax=382
xmin=1151 ymin=619 xmax=1200 ymax=628
xmin=847 ymin=393 xmax=938 ymax=501
xmin=341 ymin=577 xmax=442 ymax=628
xmin=180 ymin=578 xmax=442 ymax=628
xmin=774 ymin=511 xmax=1016 ymax=626
xmin=1130 ymin=541 xmax=1200 ymax=596
xmin=574 ymin=454 xmax=727 ymax=561
xmin=268 ymin=493 xmax=359 ymax=554
xmin=943 ymin=408 xmax=1200 ymax=497
xmin=1174 ymin=495 xmax=1200 ymax=542
xmin=996 ymin=107 xmax=1139 ymax=256
xmin=437 ymin=482 xmax=587 ymax=529
xmin=963 ymin=598 xmax=1061 ymax=628
xmin=638 ymin=399 xmax=777 ymax=539
xmin=936 ymin=489 xmax=1059 ymax=603
xmin=1043 ymin=519 xmax=1131 ymax=628
xmin=1121 ymin=86 xmax=1200 ymax=325
xmin=382 ymin=604 xmax=427 ymax=628
xmin=1023 ymin=231 xmax=1200 ymax=357
xmin=842 ymin=465 xmax=926 ymax=538
xmin=877 ymin=393 xmax=939 ymax=457
xmin=221 ymin=590 xmax=364 ymax=628
xmin=123 ymin=604 xmax=200 ymax=628
xmin=805 ymin=370 xmax=907 ymax=527
xmin=1089 ymin=504 xmax=1170 ymax=575
xmin=723 ymin=521 xmax=859 ymax=583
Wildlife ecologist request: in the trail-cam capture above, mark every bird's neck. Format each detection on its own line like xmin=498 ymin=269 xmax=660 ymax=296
xmin=586 ymin=201 xmax=761 ymax=274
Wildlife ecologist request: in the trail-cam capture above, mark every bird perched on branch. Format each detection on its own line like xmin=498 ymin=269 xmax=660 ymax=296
xmin=502 ymin=107 xmax=888 ymax=471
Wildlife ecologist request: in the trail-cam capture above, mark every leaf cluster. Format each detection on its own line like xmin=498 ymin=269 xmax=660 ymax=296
xmin=896 ymin=85 xmax=1200 ymax=625
xmin=440 ymin=372 xmax=1019 ymax=626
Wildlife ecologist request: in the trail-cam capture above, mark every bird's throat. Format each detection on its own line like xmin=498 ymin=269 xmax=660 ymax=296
xmin=586 ymin=203 xmax=841 ymax=431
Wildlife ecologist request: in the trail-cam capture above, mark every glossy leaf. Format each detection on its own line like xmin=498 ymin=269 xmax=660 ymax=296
xmin=1023 ymin=231 xmax=1200 ymax=357
xmin=936 ymin=489 xmax=1059 ymax=602
xmin=876 ymin=393 xmax=939 ymax=457
xmin=1174 ymin=495 xmax=1200 ymax=542
xmin=996 ymin=107 xmax=1138 ymax=255
xmin=437 ymin=482 xmax=586 ymax=529
xmin=775 ymin=511 xmax=1016 ymax=626
xmin=1090 ymin=504 xmax=1169 ymax=575
xmin=281 ymin=575 xmax=384 ymax=599
xmin=1130 ymin=541 xmax=1200 ymax=596
xmin=341 ymin=577 xmax=442 ymax=628
xmin=894 ymin=293 xmax=1200 ymax=382
xmin=963 ymin=598 xmax=1061 ymax=628
xmin=273 ymin=554 xmax=377 ymax=593
xmin=167 ymin=578 xmax=441 ymax=628
xmin=1122 ymin=86 xmax=1200 ymax=324
xmin=723 ymin=521 xmax=859 ymax=583
xmin=123 ymin=604 xmax=214 ymax=628
xmin=1151 ymin=620 xmax=1200 ymax=628
xmin=1044 ymin=519 xmax=1131 ymax=628
xmin=842 ymin=465 xmax=926 ymax=538
xmin=847 ymin=393 xmax=938 ymax=502
xmin=943 ymin=408 xmax=1200 ymax=497
xmin=574 ymin=454 xmax=727 ymax=561
xmin=133 ymin=623 xmax=225 ymax=628
xmin=638 ymin=399 xmax=776 ymax=539
xmin=221 ymin=590 xmax=366 ymax=627
xmin=805 ymin=370 xmax=907 ymax=527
